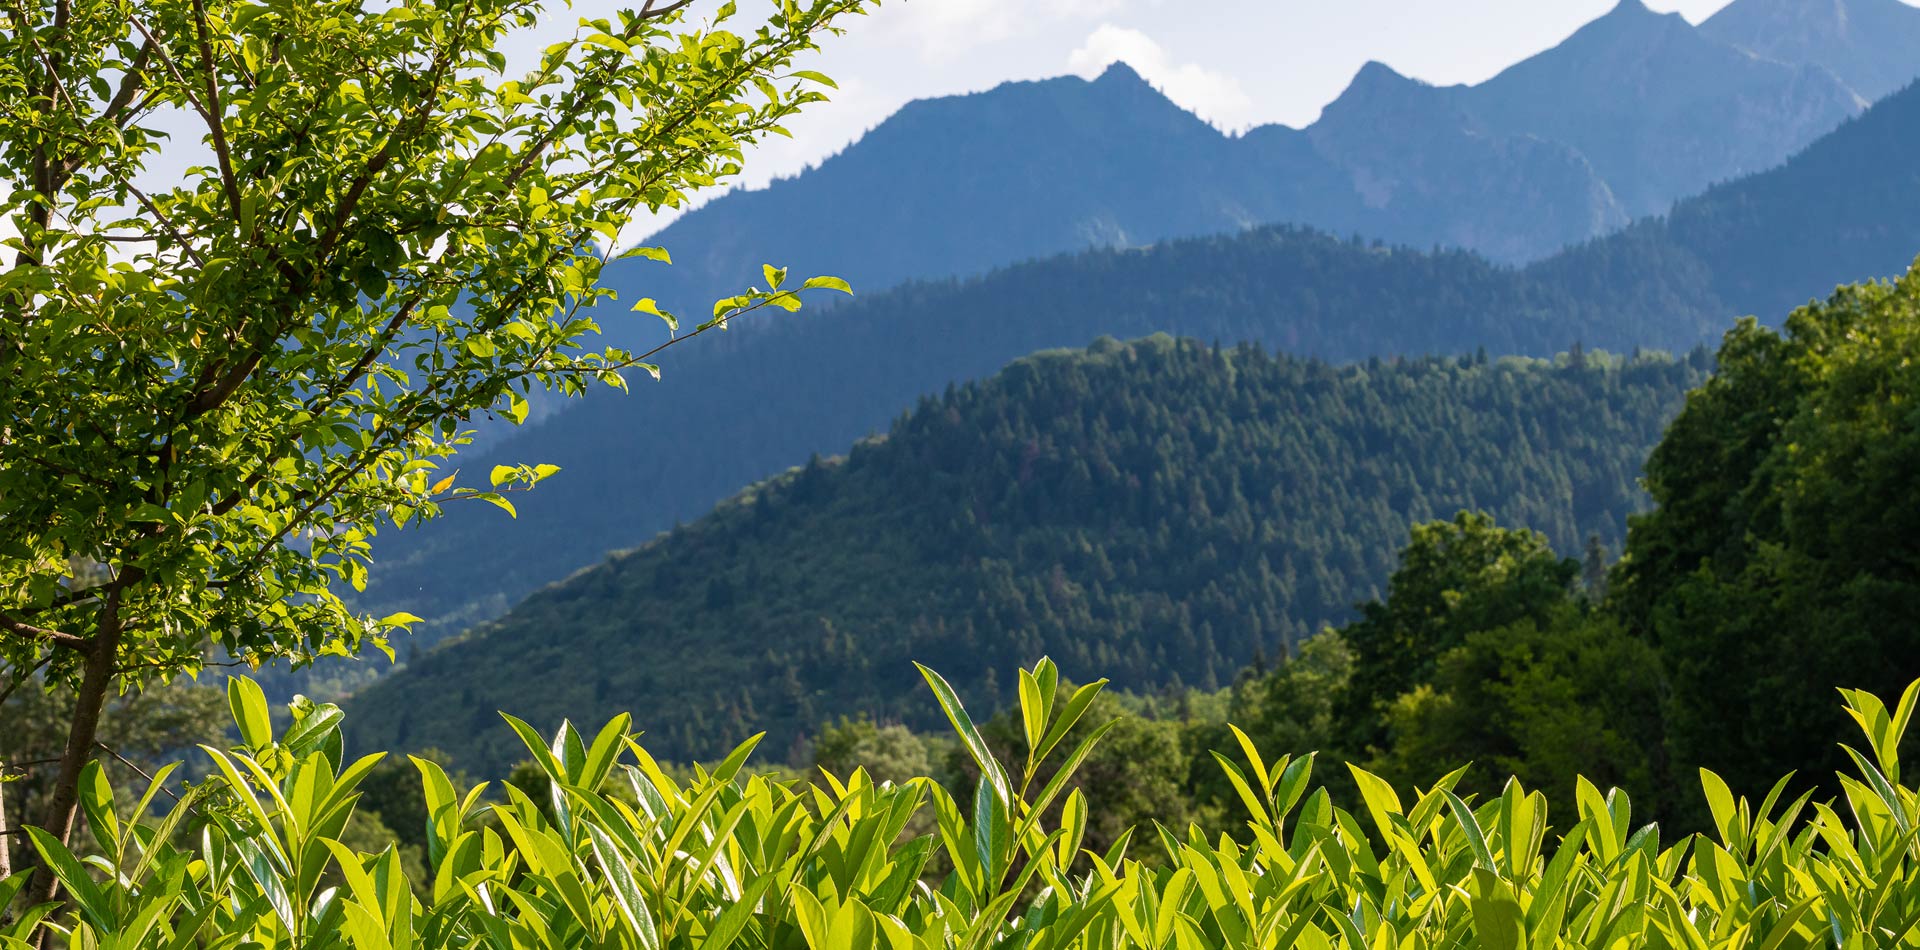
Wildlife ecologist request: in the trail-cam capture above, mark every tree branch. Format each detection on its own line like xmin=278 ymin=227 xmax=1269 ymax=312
xmin=187 ymin=0 xmax=243 ymax=217
xmin=638 ymin=0 xmax=697 ymax=20
xmin=0 ymin=652 xmax=53 ymax=710
xmin=0 ymin=613 xmax=89 ymax=650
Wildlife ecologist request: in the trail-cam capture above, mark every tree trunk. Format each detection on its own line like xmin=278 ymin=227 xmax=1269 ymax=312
xmin=19 ymin=596 xmax=122 ymax=918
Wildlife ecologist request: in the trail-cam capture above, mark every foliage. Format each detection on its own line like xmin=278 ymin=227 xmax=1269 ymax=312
xmin=0 ymin=0 xmax=870 ymax=899
xmin=1369 ymin=608 xmax=1667 ymax=817
xmin=348 ymin=336 xmax=1706 ymax=771
xmin=1334 ymin=512 xmax=1581 ymax=756
xmin=965 ymin=692 xmax=1200 ymax=862
xmin=0 ymin=680 xmax=226 ymax=830
xmin=1617 ymin=262 xmax=1920 ymax=801
xmin=11 ymin=664 xmax=1920 ymax=949
xmin=810 ymin=719 xmax=938 ymax=790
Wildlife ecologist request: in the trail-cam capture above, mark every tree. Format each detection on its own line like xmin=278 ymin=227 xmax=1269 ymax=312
xmin=1334 ymin=511 xmax=1580 ymax=754
xmin=1616 ymin=264 xmax=1920 ymax=798
xmin=0 ymin=0 xmax=870 ymax=903
xmin=1368 ymin=607 xmax=1666 ymax=818
xmin=810 ymin=715 xmax=936 ymax=787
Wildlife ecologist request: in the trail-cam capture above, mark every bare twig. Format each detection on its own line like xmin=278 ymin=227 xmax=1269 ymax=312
xmin=94 ymin=742 xmax=180 ymax=803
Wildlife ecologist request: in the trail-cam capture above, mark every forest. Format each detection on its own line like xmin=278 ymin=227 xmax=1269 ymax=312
xmin=348 ymin=339 xmax=1710 ymax=771
xmin=353 ymin=75 xmax=1920 ymax=684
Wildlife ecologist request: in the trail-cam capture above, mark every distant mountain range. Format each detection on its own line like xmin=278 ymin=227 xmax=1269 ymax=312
xmin=346 ymin=338 xmax=1709 ymax=770
xmin=1700 ymin=0 xmax=1920 ymax=102
xmin=598 ymin=0 xmax=1916 ymax=352
xmin=337 ymin=72 xmax=1920 ymax=686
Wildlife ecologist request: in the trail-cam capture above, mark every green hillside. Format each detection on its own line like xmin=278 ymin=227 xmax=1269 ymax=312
xmin=347 ymin=336 xmax=1708 ymax=771
xmin=348 ymin=79 xmax=1920 ymax=687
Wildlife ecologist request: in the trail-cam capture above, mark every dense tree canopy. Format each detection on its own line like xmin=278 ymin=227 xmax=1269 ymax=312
xmin=347 ymin=335 xmax=1706 ymax=771
xmin=1332 ymin=512 xmax=1581 ymax=754
xmin=1618 ymin=265 xmax=1920 ymax=797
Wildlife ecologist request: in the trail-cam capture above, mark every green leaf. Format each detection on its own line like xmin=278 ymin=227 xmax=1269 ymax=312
xmin=77 ymin=760 xmax=118 ymax=858
xmin=25 ymin=827 xmax=112 ymax=930
xmin=1699 ymin=767 xmax=1737 ymax=843
xmin=1469 ymin=891 xmax=1526 ymax=950
xmin=916 ymin=663 xmax=1011 ymax=806
xmin=1017 ymin=668 xmax=1046 ymax=762
xmin=621 ymin=245 xmax=672 ymax=263
xmin=1443 ymin=789 xmax=1496 ymax=870
xmin=588 ymin=824 xmax=659 ymax=950
xmin=802 ymin=275 xmax=852 ymax=294
xmin=1347 ymin=764 xmax=1404 ymax=844
xmin=282 ymin=703 xmax=345 ymax=757
xmin=228 ymin=676 xmax=273 ymax=750
xmin=584 ymin=32 xmax=634 ymax=55
xmin=792 ymin=69 xmax=838 ymax=88
xmin=974 ymin=779 xmax=1011 ymax=885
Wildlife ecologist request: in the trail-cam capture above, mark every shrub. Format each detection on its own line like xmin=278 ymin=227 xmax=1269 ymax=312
xmin=5 ymin=660 xmax=1916 ymax=948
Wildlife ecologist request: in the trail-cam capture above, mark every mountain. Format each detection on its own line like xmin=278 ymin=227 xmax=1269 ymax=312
xmin=1457 ymin=0 xmax=1866 ymax=217
xmin=625 ymin=64 xmax=1356 ymax=324
xmin=340 ymin=76 xmax=1920 ymax=682
xmin=1701 ymin=0 xmax=1920 ymax=102
xmin=345 ymin=337 xmax=1710 ymax=770
xmin=594 ymin=0 xmax=1913 ymax=347
xmin=1549 ymin=71 xmax=1920 ymax=328
xmin=338 ymin=227 xmax=1694 ymax=682
xmin=1300 ymin=62 xmax=1627 ymax=263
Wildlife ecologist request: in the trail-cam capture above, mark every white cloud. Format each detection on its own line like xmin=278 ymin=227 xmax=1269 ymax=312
xmin=1067 ymin=24 xmax=1258 ymax=130
xmin=882 ymin=0 xmax=1124 ymax=63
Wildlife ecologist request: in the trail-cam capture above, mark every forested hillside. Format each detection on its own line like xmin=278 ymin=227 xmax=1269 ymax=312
xmin=347 ymin=337 xmax=1708 ymax=771
xmin=346 ymin=77 xmax=1920 ymax=682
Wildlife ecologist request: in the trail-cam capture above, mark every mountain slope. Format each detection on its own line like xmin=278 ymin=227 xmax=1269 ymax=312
xmin=623 ymin=64 xmax=1361 ymax=325
xmin=1459 ymin=0 xmax=1864 ymax=216
xmin=596 ymin=0 xmax=1910 ymax=350
xmin=1701 ymin=0 xmax=1920 ymax=102
xmin=346 ymin=337 xmax=1709 ymax=770
xmin=1302 ymin=62 xmax=1626 ymax=263
xmin=1542 ymin=74 xmax=1920 ymax=326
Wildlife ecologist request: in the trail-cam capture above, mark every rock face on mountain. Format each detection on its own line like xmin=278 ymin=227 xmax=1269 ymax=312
xmin=1301 ymin=60 xmax=1627 ymax=264
xmin=1701 ymin=0 xmax=1920 ymax=102
xmin=1458 ymin=0 xmax=1867 ymax=216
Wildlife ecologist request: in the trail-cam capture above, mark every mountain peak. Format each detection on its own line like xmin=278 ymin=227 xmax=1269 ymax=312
xmin=1701 ymin=0 xmax=1920 ymax=100
xmin=1351 ymin=60 xmax=1412 ymax=88
xmin=1582 ymin=0 xmax=1688 ymax=37
xmin=1602 ymin=0 xmax=1658 ymax=18
xmin=1093 ymin=60 xmax=1147 ymax=87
